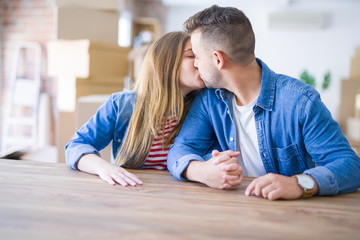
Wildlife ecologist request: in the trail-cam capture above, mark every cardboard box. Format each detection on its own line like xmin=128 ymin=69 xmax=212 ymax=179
xmin=55 ymin=76 xmax=124 ymax=112
xmin=350 ymin=47 xmax=360 ymax=79
xmin=338 ymin=78 xmax=360 ymax=133
xmin=76 ymin=77 xmax=124 ymax=100
xmin=47 ymin=40 xmax=128 ymax=112
xmin=56 ymin=111 xmax=76 ymax=163
xmin=57 ymin=6 xmax=119 ymax=44
xmin=47 ymin=40 xmax=129 ymax=78
xmin=54 ymin=0 xmax=122 ymax=10
xmin=347 ymin=117 xmax=360 ymax=141
xmin=350 ymin=57 xmax=360 ymax=79
xmin=347 ymin=136 xmax=360 ymax=157
xmin=77 ymin=74 xmax=126 ymax=85
xmin=355 ymin=47 xmax=360 ymax=57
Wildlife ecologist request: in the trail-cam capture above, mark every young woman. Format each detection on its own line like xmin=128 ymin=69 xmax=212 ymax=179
xmin=65 ymin=31 xmax=205 ymax=187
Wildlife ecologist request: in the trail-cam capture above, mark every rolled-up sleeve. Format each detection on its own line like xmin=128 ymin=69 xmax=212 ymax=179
xmin=65 ymin=94 xmax=118 ymax=170
xmin=302 ymin=92 xmax=360 ymax=195
xmin=168 ymin=90 xmax=217 ymax=181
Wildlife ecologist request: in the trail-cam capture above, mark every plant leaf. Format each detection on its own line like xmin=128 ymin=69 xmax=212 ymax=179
xmin=322 ymin=71 xmax=331 ymax=90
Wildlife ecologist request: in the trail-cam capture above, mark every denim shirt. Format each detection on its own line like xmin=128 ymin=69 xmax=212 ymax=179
xmin=65 ymin=91 xmax=136 ymax=170
xmin=168 ymin=59 xmax=360 ymax=196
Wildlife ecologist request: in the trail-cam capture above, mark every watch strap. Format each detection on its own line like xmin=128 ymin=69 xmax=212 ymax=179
xmin=293 ymin=174 xmax=314 ymax=198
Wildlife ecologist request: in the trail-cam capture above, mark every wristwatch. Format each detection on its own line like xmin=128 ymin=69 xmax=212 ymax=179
xmin=293 ymin=174 xmax=315 ymax=198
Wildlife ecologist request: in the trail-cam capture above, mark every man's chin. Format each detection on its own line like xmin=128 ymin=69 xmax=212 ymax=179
xmin=201 ymin=77 xmax=217 ymax=89
xmin=204 ymin=81 xmax=216 ymax=89
xmin=205 ymin=84 xmax=215 ymax=89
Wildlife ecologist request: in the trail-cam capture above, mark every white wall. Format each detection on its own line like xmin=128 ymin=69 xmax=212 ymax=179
xmin=0 ymin=5 xmax=3 ymax=140
xmin=165 ymin=0 xmax=360 ymax=120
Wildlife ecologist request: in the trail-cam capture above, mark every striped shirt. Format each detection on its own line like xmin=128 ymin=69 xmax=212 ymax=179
xmin=143 ymin=116 xmax=178 ymax=170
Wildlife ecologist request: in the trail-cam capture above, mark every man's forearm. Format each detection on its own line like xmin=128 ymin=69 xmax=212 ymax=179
xmin=182 ymin=152 xmax=243 ymax=190
xmin=183 ymin=160 xmax=205 ymax=183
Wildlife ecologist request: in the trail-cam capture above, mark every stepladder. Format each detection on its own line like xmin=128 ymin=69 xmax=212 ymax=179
xmin=1 ymin=42 xmax=42 ymax=155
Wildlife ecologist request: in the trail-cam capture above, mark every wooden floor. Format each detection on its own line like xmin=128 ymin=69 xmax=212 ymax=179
xmin=1 ymin=159 xmax=360 ymax=240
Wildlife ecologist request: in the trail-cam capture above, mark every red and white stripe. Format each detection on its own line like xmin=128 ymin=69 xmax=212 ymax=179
xmin=143 ymin=116 xmax=177 ymax=170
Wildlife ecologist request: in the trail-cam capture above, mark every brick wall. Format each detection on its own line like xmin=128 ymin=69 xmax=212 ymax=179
xmin=135 ymin=0 xmax=167 ymax=34
xmin=0 ymin=0 xmax=166 ymax=149
xmin=0 ymin=0 xmax=56 ymax=145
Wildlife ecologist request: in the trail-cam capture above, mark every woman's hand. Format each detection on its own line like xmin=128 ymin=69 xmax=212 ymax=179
xmin=97 ymin=164 xmax=143 ymax=186
xmin=77 ymin=154 xmax=143 ymax=186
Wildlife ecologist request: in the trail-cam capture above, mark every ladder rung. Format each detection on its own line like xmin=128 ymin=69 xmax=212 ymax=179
xmin=3 ymin=137 xmax=35 ymax=145
xmin=7 ymin=117 xmax=36 ymax=125
xmin=2 ymin=42 xmax=41 ymax=151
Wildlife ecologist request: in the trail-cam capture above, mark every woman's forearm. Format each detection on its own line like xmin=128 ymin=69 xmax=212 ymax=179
xmin=77 ymin=153 xmax=111 ymax=175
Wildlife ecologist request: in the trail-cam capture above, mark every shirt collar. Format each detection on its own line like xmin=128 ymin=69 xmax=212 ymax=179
xmin=214 ymin=58 xmax=275 ymax=111
xmin=255 ymin=58 xmax=276 ymax=111
xmin=215 ymin=88 xmax=232 ymax=100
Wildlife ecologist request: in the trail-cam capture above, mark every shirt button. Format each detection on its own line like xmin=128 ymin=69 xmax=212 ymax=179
xmin=230 ymin=137 xmax=234 ymax=142
xmin=227 ymin=110 xmax=230 ymax=114
xmin=262 ymin=152 xmax=266 ymax=157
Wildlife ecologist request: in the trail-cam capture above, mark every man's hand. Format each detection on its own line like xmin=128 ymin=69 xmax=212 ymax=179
xmin=212 ymin=150 xmax=243 ymax=189
xmin=184 ymin=150 xmax=243 ymax=190
xmin=245 ymin=173 xmax=304 ymax=200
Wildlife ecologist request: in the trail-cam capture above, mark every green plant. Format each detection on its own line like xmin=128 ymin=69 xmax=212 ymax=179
xmin=300 ymin=70 xmax=316 ymax=88
xmin=299 ymin=70 xmax=331 ymax=91
xmin=322 ymin=71 xmax=331 ymax=90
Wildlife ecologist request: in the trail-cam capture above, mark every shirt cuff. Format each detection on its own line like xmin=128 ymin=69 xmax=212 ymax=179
xmin=65 ymin=145 xmax=101 ymax=170
xmin=304 ymin=166 xmax=339 ymax=196
xmin=169 ymin=154 xmax=205 ymax=181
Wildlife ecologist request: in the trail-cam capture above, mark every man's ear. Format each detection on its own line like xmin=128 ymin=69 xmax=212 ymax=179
xmin=212 ymin=50 xmax=224 ymax=70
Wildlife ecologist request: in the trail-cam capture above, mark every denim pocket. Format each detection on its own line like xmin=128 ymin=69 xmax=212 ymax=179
xmin=272 ymin=144 xmax=306 ymax=176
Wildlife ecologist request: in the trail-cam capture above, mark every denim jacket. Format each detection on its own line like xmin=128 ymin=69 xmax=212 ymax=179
xmin=168 ymin=59 xmax=360 ymax=195
xmin=65 ymin=91 xmax=136 ymax=170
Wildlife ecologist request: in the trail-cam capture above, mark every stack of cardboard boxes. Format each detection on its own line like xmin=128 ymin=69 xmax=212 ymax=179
xmin=47 ymin=40 xmax=129 ymax=163
xmin=339 ymin=47 xmax=360 ymax=141
xmin=47 ymin=0 xmax=164 ymax=163
xmin=46 ymin=0 xmax=130 ymax=163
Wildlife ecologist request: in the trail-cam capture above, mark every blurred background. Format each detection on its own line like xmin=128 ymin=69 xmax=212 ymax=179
xmin=0 ymin=0 xmax=359 ymax=162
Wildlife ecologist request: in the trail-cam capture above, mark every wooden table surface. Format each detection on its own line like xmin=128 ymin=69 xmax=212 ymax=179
xmin=1 ymin=159 xmax=360 ymax=240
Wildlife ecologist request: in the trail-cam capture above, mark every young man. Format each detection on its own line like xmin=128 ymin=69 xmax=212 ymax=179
xmin=167 ymin=5 xmax=360 ymax=200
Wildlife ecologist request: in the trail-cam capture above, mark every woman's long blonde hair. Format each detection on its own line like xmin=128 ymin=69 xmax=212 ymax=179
xmin=114 ymin=31 xmax=197 ymax=168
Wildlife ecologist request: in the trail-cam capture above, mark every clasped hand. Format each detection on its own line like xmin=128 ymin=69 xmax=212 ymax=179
xmin=210 ymin=151 xmax=304 ymax=200
xmin=203 ymin=150 xmax=243 ymax=190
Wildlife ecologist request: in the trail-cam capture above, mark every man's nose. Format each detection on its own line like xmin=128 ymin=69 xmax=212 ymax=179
xmin=194 ymin=59 xmax=198 ymax=68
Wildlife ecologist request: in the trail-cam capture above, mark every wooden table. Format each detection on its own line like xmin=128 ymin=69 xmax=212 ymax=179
xmin=1 ymin=159 xmax=359 ymax=240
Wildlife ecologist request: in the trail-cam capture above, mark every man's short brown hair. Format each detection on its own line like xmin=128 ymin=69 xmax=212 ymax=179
xmin=184 ymin=5 xmax=255 ymax=65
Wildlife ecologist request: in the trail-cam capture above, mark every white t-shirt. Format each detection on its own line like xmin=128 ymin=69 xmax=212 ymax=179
xmin=232 ymin=96 xmax=266 ymax=177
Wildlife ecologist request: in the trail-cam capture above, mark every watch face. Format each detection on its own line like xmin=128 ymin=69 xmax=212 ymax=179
xmin=298 ymin=174 xmax=314 ymax=189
